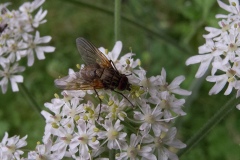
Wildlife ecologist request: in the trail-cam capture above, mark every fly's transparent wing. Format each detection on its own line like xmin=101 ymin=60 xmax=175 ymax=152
xmin=54 ymin=72 xmax=104 ymax=90
xmin=76 ymin=37 xmax=112 ymax=68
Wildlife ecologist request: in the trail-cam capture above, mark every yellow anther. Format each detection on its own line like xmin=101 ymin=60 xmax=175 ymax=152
xmin=52 ymin=122 xmax=59 ymax=129
xmin=232 ymin=2 xmax=236 ymax=6
xmin=126 ymin=59 xmax=130 ymax=65
xmin=67 ymin=123 xmax=72 ymax=128
xmin=99 ymin=95 xmax=104 ymax=100
xmin=108 ymin=100 xmax=114 ymax=106
xmin=105 ymin=49 xmax=109 ymax=54
xmin=74 ymin=115 xmax=80 ymax=121
xmin=54 ymin=93 xmax=59 ymax=98
xmin=93 ymin=127 xmax=99 ymax=132
xmin=92 ymin=136 xmax=97 ymax=142
xmin=83 ymin=115 xmax=88 ymax=121
xmin=76 ymin=64 xmax=81 ymax=69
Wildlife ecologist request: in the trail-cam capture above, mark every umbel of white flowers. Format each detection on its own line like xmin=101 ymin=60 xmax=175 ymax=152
xmin=43 ymin=36 xmax=191 ymax=159
xmin=186 ymin=0 xmax=240 ymax=108
xmin=0 ymin=37 xmax=191 ymax=159
xmin=0 ymin=0 xmax=55 ymax=94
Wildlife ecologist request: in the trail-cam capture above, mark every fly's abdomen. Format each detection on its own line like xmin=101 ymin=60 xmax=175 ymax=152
xmin=98 ymin=67 xmax=121 ymax=89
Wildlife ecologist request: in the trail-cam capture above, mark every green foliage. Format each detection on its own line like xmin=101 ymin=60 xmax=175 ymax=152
xmin=0 ymin=0 xmax=240 ymax=159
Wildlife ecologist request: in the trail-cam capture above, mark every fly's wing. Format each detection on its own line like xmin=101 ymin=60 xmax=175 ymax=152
xmin=76 ymin=37 xmax=112 ymax=68
xmin=54 ymin=72 xmax=104 ymax=90
xmin=0 ymin=8 xmax=8 ymax=34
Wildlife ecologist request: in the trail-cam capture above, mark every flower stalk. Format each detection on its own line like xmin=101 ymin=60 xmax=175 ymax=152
xmin=114 ymin=0 xmax=121 ymax=42
xmin=65 ymin=0 xmax=190 ymax=54
xmin=19 ymin=83 xmax=43 ymax=119
xmin=178 ymin=95 xmax=238 ymax=157
xmin=109 ymin=149 xmax=116 ymax=160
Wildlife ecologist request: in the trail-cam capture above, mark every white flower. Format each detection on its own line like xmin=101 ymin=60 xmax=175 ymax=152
xmin=23 ymin=31 xmax=55 ymax=66
xmin=0 ymin=63 xmax=25 ymax=93
xmin=0 ymin=47 xmax=9 ymax=67
xmin=5 ymin=39 xmax=27 ymax=62
xmin=217 ymin=0 xmax=240 ymax=15
xmin=105 ymin=95 xmax=128 ymax=121
xmin=19 ymin=0 xmax=45 ymax=14
xmin=117 ymin=52 xmax=140 ymax=74
xmin=62 ymin=97 xmax=84 ymax=122
xmin=41 ymin=98 xmax=66 ymax=143
xmin=206 ymin=60 xmax=238 ymax=95
xmin=203 ymin=27 xmax=224 ymax=39
xmin=0 ymin=132 xmax=27 ymax=160
xmin=186 ymin=39 xmax=223 ymax=78
xmin=70 ymin=120 xmax=100 ymax=159
xmin=27 ymin=140 xmax=59 ymax=160
xmin=159 ymin=92 xmax=186 ymax=119
xmin=147 ymin=127 xmax=186 ymax=160
xmin=218 ymin=33 xmax=240 ymax=64
xmin=101 ymin=41 xmax=122 ymax=63
xmin=98 ymin=120 xmax=127 ymax=150
xmin=236 ymin=104 xmax=240 ymax=110
xmin=135 ymin=69 xmax=160 ymax=95
xmin=116 ymin=134 xmax=157 ymax=160
xmin=158 ymin=68 xmax=192 ymax=96
xmin=32 ymin=8 xmax=47 ymax=28
xmin=98 ymin=40 xmax=139 ymax=74
xmin=51 ymin=127 xmax=74 ymax=159
xmin=134 ymin=103 xmax=167 ymax=136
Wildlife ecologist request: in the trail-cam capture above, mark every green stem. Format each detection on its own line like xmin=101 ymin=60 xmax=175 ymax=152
xmin=65 ymin=0 xmax=190 ymax=54
xmin=114 ymin=0 xmax=121 ymax=42
xmin=19 ymin=83 xmax=43 ymax=119
xmin=109 ymin=149 xmax=116 ymax=160
xmin=111 ymin=1 xmax=121 ymax=159
xmin=177 ymin=96 xmax=238 ymax=157
xmin=122 ymin=119 xmax=138 ymax=133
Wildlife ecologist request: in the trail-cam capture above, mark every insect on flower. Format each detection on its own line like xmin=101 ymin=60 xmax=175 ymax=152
xmin=54 ymin=37 xmax=134 ymax=119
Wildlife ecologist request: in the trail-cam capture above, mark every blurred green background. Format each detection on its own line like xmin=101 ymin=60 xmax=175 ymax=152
xmin=1 ymin=0 xmax=240 ymax=159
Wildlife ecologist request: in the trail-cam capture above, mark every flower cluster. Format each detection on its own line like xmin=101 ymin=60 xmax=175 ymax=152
xmin=0 ymin=0 xmax=55 ymax=94
xmin=0 ymin=132 xmax=27 ymax=160
xmin=186 ymin=0 xmax=240 ymax=101
xmin=0 ymin=39 xmax=190 ymax=159
xmin=38 ymin=40 xmax=191 ymax=160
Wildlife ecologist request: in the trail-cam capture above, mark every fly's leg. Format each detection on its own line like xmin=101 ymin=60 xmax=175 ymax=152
xmin=113 ymin=90 xmax=134 ymax=108
xmin=110 ymin=60 xmax=119 ymax=72
xmin=94 ymin=89 xmax=102 ymax=120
